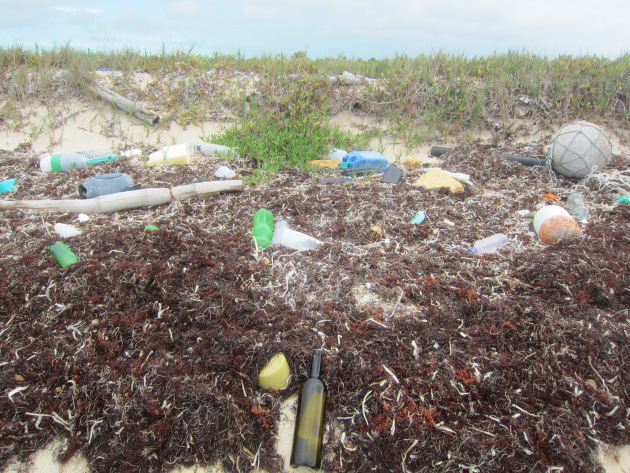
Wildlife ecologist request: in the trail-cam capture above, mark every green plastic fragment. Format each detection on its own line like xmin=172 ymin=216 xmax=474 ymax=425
xmin=145 ymin=225 xmax=159 ymax=231
xmin=49 ymin=241 xmax=78 ymax=267
xmin=616 ymin=196 xmax=630 ymax=204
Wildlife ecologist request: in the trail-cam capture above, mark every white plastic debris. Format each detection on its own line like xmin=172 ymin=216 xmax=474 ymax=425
xmin=54 ymin=223 xmax=83 ymax=238
xmin=214 ymin=165 xmax=236 ymax=179
xmin=271 ymin=219 xmax=322 ymax=251
xmin=75 ymin=214 xmax=90 ymax=222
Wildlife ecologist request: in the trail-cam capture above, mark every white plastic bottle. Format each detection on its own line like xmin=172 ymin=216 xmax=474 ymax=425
xmin=468 ymin=233 xmax=508 ymax=254
xmin=196 ymin=143 xmax=238 ymax=158
xmin=39 ymin=153 xmax=86 ymax=172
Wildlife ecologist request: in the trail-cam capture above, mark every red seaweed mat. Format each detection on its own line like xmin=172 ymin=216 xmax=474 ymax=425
xmin=1 ymin=144 xmax=629 ymax=472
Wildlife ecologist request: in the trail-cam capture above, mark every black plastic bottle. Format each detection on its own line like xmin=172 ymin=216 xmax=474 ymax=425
xmin=291 ymin=349 xmax=327 ymax=468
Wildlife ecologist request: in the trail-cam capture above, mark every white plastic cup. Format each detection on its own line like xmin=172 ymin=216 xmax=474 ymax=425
xmin=533 ymin=205 xmax=582 ymax=244
xmin=147 ymin=143 xmax=192 ymax=166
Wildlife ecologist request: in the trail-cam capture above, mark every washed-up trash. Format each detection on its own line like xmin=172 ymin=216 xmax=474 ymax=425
xmin=567 ymin=192 xmax=589 ymax=223
xmin=79 ymin=173 xmax=135 ymax=199
xmin=291 ymin=349 xmax=327 ymax=468
xmin=326 ymin=148 xmax=348 ymax=162
xmin=0 ymin=178 xmax=17 ymax=193
xmin=410 ymin=211 xmax=426 ymax=224
xmin=430 ymin=146 xmax=452 ymax=157
xmin=617 ymin=196 xmax=630 ymax=204
xmin=197 ymin=143 xmax=238 ymax=158
xmin=503 ymin=154 xmax=548 ymax=166
xmin=468 ymin=233 xmax=508 ymax=254
xmin=381 ymin=164 xmax=402 ymax=183
xmin=413 ymin=169 xmax=464 ymax=194
xmin=145 ymin=225 xmax=159 ymax=232
xmin=49 ymin=241 xmax=78 ymax=267
xmin=75 ymin=214 xmax=90 ymax=222
xmin=147 ymin=143 xmax=192 ymax=166
xmin=54 ymin=223 xmax=82 ymax=238
xmin=271 ymin=220 xmax=322 ymax=251
xmin=546 ymin=120 xmax=613 ymax=178
xmin=307 ymin=160 xmax=340 ymax=168
xmin=341 ymin=151 xmax=388 ymax=172
xmin=253 ymin=208 xmax=274 ymax=248
xmin=214 ymin=166 xmax=236 ymax=178
xmin=39 ymin=153 xmax=87 ymax=171
xmin=533 ymin=205 xmax=582 ymax=244
xmin=258 ymin=353 xmax=291 ymax=390
xmin=39 ymin=151 xmax=129 ymax=172
xmin=442 ymin=169 xmax=473 ymax=186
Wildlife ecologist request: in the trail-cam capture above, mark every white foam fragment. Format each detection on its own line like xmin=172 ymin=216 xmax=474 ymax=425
xmin=54 ymin=223 xmax=83 ymax=238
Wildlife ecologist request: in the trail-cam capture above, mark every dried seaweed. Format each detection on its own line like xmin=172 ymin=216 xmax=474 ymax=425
xmin=1 ymin=143 xmax=629 ymax=472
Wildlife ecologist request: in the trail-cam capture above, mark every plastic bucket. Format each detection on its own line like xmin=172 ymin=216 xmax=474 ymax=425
xmin=79 ymin=173 xmax=135 ymax=199
xmin=147 ymin=143 xmax=192 ymax=166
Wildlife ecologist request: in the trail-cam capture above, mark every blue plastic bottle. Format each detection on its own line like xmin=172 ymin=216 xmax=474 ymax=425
xmin=341 ymin=151 xmax=388 ymax=172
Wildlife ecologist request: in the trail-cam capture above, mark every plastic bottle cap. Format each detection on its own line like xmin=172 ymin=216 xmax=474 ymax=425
xmin=39 ymin=155 xmax=53 ymax=172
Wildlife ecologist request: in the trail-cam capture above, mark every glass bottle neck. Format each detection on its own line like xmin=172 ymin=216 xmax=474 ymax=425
xmin=310 ymin=350 xmax=322 ymax=378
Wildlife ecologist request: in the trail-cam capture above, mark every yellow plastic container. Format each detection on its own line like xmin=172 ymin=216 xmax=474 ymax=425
xmin=258 ymin=353 xmax=291 ymax=390
xmin=147 ymin=143 xmax=192 ymax=166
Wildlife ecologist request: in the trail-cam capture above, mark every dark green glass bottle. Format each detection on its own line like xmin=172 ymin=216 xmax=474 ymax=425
xmin=291 ymin=349 xmax=327 ymax=468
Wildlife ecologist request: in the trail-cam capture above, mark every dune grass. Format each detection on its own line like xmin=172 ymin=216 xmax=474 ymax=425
xmin=1 ymin=45 xmax=628 ymax=179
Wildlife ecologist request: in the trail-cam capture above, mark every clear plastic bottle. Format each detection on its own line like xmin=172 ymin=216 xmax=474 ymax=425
xmin=196 ymin=143 xmax=237 ymax=158
xmin=468 ymin=233 xmax=508 ymax=254
xmin=567 ymin=192 xmax=589 ymax=223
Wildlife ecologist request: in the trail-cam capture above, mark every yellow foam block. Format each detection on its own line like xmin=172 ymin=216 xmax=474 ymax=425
xmin=258 ymin=353 xmax=291 ymax=390
xmin=413 ymin=169 xmax=464 ymax=194
xmin=307 ymin=159 xmax=340 ymax=168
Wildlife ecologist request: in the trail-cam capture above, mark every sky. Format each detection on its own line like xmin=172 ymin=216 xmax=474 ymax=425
xmin=0 ymin=0 xmax=629 ymax=60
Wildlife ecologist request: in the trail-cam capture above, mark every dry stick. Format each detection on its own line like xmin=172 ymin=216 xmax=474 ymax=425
xmin=0 ymin=180 xmax=243 ymax=214
xmin=89 ymin=83 xmax=160 ymax=126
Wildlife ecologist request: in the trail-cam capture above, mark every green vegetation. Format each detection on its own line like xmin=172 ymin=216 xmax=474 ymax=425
xmin=1 ymin=45 xmax=628 ymax=180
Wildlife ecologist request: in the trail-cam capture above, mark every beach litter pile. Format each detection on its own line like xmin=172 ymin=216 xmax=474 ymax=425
xmin=0 ymin=134 xmax=629 ymax=473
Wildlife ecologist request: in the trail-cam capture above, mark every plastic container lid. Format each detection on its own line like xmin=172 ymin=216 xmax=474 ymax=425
xmin=39 ymin=153 xmax=53 ymax=172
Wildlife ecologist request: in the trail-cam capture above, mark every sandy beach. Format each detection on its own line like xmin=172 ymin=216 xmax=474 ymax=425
xmin=2 ymin=68 xmax=629 ymax=473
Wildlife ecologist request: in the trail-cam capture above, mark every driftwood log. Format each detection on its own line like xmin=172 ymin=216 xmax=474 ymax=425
xmin=0 ymin=180 xmax=243 ymax=214
xmin=90 ymin=83 xmax=160 ymax=126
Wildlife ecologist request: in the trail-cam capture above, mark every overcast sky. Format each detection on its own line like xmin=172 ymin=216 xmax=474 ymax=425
xmin=1 ymin=0 xmax=628 ymax=60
